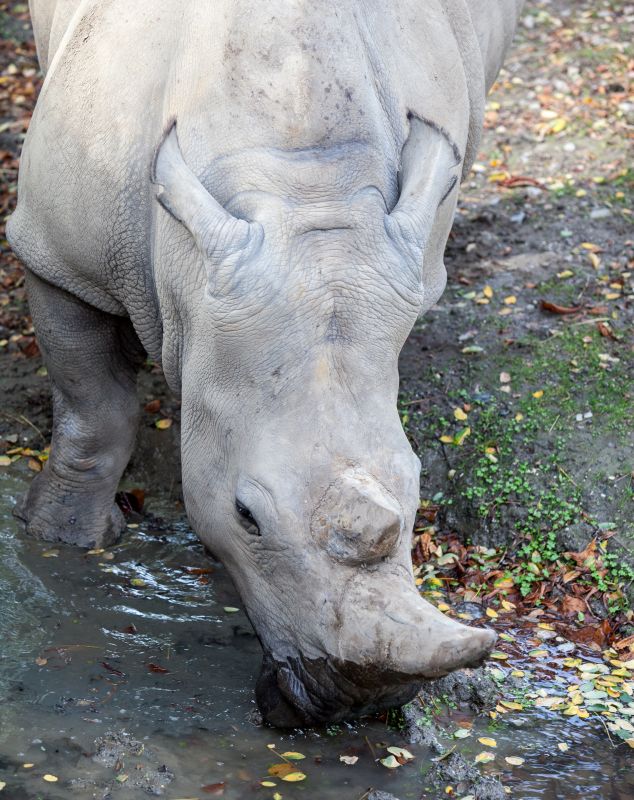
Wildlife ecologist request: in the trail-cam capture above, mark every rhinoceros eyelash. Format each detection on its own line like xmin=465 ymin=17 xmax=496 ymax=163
xmin=235 ymin=499 xmax=261 ymax=535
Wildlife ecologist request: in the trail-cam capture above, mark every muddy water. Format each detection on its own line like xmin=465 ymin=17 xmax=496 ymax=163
xmin=0 ymin=468 xmax=631 ymax=800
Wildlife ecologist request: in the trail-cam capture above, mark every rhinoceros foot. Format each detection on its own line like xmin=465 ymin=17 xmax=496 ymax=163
xmin=14 ymin=467 xmax=126 ymax=549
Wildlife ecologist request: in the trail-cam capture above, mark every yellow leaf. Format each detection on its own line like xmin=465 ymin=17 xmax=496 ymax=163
xmin=0 ymin=782 xmax=5 ymax=791
xmin=22 ymin=764 xmax=34 ymax=769
xmin=0 ymin=456 xmax=11 ymax=467
xmin=274 ymin=794 xmax=283 ymax=800
xmin=503 ymin=295 xmax=517 ymax=305
xmin=43 ymin=775 xmax=59 ymax=783
xmin=549 ymin=117 xmax=567 ymax=134
xmin=486 ymin=608 xmax=499 ymax=619
xmin=505 ymin=756 xmax=525 ymax=766
xmin=475 ymin=752 xmax=495 ymax=763
xmin=454 ymin=407 xmax=468 ymax=421
xmin=500 ymin=700 xmax=524 ymax=710
xmin=488 ymin=171 xmax=509 ymax=183
xmin=478 ymin=737 xmax=497 ymax=748
xmin=483 ymin=285 xmax=494 ymax=298
xmin=155 ymin=418 xmax=173 ymax=430
xmin=501 ymin=600 xmax=516 ymax=611
xmin=130 ymin=578 xmax=147 ymax=587
xmin=625 ymin=739 xmax=634 ymax=749
xmin=581 ymin=242 xmax=600 ymax=252
xmin=437 ymin=602 xmax=451 ymax=612
xmin=281 ymin=752 xmax=305 ymax=760
xmin=514 ymin=413 xmax=523 ymax=422
xmin=490 ymin=651 xmax=509 ymax=660
xmin=261 ymin=781 xmax=277 ymax=787
xmin=557 ymin=743 xmax=570 ymax=752
xmin=532 ymin=390 xmax=544 ymax=398
xmin=440 ymin=435 xmax=454 ymax=444
xmin=281 ymin=772 xmax=306 ymax=782
xmin=588 ymin=252 xmax=601 ymax=269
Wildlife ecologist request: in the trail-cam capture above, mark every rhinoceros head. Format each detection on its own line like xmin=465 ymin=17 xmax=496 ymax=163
xmin=151 ymin=119 xmax=495 ymax=726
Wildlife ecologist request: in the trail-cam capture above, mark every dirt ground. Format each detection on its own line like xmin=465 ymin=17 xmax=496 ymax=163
xmin=0 ymin=0 xmax=633 ymax=730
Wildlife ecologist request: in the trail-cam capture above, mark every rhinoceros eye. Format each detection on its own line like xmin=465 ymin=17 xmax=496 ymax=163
xmin=235 ymin=499 xmax=260 ymax=536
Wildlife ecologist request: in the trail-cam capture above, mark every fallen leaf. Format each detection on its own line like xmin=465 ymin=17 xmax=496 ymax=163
xmin=339 ymin=755 xmax=358 ymax=765
xmin=478 ymin=737 xmax=497 ymax=748
xmin=454 ymin=407 xmax=468 ymax=421
xmin=557 ymin=743 xmax=570 ymax=753
xmin=281 ymin=752 xmax=305 ymax=760
xmin=281 ymin=772 xmax=306 ymax=782
xmin=101 ymin=661 xmax=125 ymax=677
xmin=380 ymin=755 xmax=401 ymax=769
xmin=43 ymin=775 xmax=58 ymax=783
xmin=201 ymin=783 xmax=225 ymax=796
xmin=540 ymin=300 xmax=582 ymax=314
xmin=505 ymin=756 xmax=525 ymax=766
xmin=155 ymin=418 xmax=173 ymax=430
xmin=532 ymin=390 xmax=544 ymax=399
xmin=260 ymin=781 xmax=277 ymax=787
xmin=386 ymin=746 xmax=415 ymax=761
xmin=130 ymin=578 xmax=147 ymax=587
xmin=223 ymin=606 xmax=240 ymax=613
xmin=268 ymin=763 xmax=296 ymax=778
xmin=0 ymin=782 xmax=5 ymax=791
xmin=499 ymin=372 xmax=511 ymax=383
xmin=475 ymin=752 xmax=495 ymax=764
xmin=503 ymin=295 xmax=517 ymax=305
xmin=147 ymin=663 xmax=170 ymax=674
xmin=0 ymin=456 xmax=11 ymax=467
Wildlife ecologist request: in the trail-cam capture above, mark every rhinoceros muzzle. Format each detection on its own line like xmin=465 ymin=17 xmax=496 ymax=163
xmin=256 ymin=651 xmax=423 ymax=728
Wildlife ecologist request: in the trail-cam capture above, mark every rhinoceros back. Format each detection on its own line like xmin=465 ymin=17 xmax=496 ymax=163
xmin=12 ymin=0 xmax=523 ymax=362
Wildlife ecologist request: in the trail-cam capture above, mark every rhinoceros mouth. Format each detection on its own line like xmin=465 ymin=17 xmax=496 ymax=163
xmin=255 ymin=651 xmax=422 ymax=728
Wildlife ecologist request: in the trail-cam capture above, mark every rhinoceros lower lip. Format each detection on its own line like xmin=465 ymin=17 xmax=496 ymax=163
xmin=255 ymin=651 xmax=422 ymax=728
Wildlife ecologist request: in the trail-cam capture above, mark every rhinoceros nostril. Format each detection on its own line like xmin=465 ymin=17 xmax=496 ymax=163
xmin=311 ymin=468 xmax=403 ymax=565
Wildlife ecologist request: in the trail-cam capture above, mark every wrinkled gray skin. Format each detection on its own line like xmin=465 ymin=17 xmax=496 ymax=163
xmin=8 ymin=0 xmax=523 ymax=727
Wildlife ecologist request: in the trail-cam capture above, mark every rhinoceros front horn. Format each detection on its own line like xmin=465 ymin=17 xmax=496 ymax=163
xmin=151 ymin=121 xmax=262 ymax=263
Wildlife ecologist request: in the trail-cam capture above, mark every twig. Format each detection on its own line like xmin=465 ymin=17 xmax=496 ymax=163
xmin=364 ymin=735 xmax=377 ymax=761
xmin=598 ymin=715 xmax=618 ymax=749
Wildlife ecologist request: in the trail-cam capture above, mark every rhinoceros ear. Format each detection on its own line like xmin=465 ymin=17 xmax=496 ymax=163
xmin=384 ymin=114 xmax=462 ymax=309
xmin=152 ymin=122 xmax=262 ymax=263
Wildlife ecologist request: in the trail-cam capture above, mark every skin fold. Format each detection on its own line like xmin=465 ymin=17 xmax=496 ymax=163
xmin=9 ymin=0 xmax=524 ymax=726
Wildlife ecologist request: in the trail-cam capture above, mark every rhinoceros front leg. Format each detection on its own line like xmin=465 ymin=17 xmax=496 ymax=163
xmin=15 ymin=270 xmax=144 ymax=548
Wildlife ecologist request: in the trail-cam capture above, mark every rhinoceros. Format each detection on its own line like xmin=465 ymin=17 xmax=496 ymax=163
xmin=8 ymin=0 xmax=524 ymax=726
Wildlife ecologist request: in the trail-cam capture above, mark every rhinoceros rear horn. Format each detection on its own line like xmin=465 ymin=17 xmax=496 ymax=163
xmin=152 ymin=121 xmax=261 ymax=262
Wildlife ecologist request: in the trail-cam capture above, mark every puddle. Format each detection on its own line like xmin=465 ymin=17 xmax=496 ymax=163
xmin=0 ymin=469 xmax=632 ymax=799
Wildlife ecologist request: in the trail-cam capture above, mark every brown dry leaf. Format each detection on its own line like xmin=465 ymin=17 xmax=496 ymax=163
xmin=201 ymin=783 xmax=226 ymax=796
xmin=268 ymin=763 xmax=296 ymax=778
xmin=540 ymin=300 xmax=582 ymax=315
xmin=147 ymin=663 xmax=170 ymax=674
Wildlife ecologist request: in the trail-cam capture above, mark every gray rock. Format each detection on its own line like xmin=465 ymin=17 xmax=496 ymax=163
xmin=429 ymin=752 xmax=479 ymax=785
xmin=474 ymin=775 xmax=507 ymax=800
xmin=401 ymin=702 xmax=445 ymax=753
